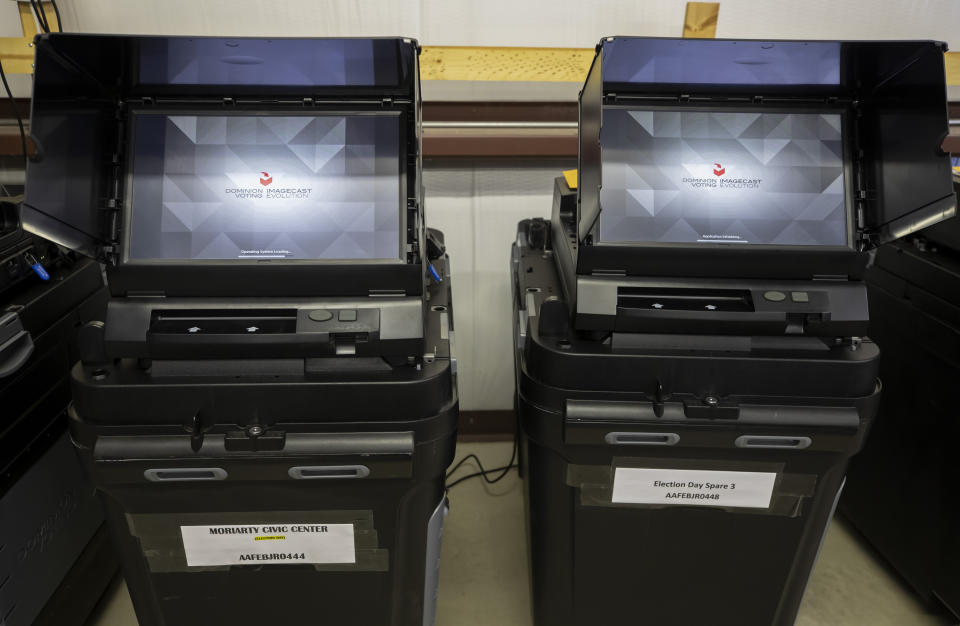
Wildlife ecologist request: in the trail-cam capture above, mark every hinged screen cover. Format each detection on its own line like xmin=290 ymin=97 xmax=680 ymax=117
xmin=22 ymin=35 xmax=419 ymax=266
xmin=578 ymin=37 xmax=955 ymax=249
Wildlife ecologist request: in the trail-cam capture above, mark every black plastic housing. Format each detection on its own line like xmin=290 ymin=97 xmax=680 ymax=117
xmin=68 ymin=253 xmax=457 ymax=626
xmin=1 ymin=251 xmax=118 ymax=626
xmin=918 ymin=172 xmax=960 ymax=251
xmin=513 ymin=220 xmax=879 ymax=626
xmin=840 ymin=235 xmax=960 ymax=619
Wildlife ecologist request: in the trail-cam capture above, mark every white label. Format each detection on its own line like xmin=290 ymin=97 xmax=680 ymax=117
xmin=180 ymin=523 xmax=355 ymax=567
xmin=612 ymin=468 xmax=777 ymax=509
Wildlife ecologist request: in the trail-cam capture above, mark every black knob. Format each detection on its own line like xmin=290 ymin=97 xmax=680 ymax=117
xmin=77 ymin=320 xmax=108 ymax=365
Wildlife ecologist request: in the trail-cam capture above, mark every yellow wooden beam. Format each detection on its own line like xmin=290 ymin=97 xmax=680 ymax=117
xmin=683 ymin=2 xmax=720 ymax=39
xmin=421 ymin=46 xmax=958 ymax=85
xmin=946 ymin=52 xmax=960 ymax=86
xmin=0 ymin=10 xmax=955 ymax=88
xmin=420 ymin=46 xmax=593 ymax=82
xmin=0 ymin=2 xmax=58 ymax=75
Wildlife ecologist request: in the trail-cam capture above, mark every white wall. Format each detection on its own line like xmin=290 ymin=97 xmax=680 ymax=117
xmin=424 ymin=162 xmax=569 ymax=410
xmin=56 ymin=0 xmax=960 ymax=49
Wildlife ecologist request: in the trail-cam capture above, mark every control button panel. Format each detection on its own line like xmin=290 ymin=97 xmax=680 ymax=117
xmin=762 ymin=290 xmax=787 ymax=302
xmin=308 ymin=309 xmax=334 ymax=322
xmin=297 ymin=308 xmax=379 ymax=335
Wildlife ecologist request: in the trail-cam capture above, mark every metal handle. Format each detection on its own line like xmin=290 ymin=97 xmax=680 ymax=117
xmin=735 ymin=436 xmax=812 ymax=449
xmin=604 ymin=432 xmax=680 ymax=446
xmin=288 ymin=465 xmax=370 ymax=480
xmin=143 ymin=468 xmax=228 ymax=482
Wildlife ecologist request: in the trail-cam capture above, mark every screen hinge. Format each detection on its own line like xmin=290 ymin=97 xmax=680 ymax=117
xmin=126 ymin=291 xmax=166 ymax=298
xmin=101 ymin=245 xmax=119 ymax=265
xmin=368 ymin=289 xmax=406 ymax=297
xmin=812 ymin=274 xmax=849 ymax=281
xmin=592 ymin=269 xmax=626 ymax=277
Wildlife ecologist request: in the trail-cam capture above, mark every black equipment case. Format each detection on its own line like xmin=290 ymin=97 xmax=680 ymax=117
xmin=0 ymin=197 xmax=117 ymax=626
xmin=513 ymin=37 xmax=955 ymax=626
xmin=840 ymin=172 xmax=960 ymax=619
xmin=22 ymin=34 xmax=457 ymax=626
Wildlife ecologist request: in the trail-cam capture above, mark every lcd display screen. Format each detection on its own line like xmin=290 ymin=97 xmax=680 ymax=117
xmin=599 ymin=109 xmax=848 ymax=247
xmin=127 ymin=113 xmax=401 ymax=261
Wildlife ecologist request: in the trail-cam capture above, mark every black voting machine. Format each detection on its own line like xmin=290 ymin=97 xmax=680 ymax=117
xmin=0 ymin=198 xmax=116 ymax=624
xmin=512 ymin=37 xmax=955 ymax=626
xmin=840 ymin=172 xmax=960 ymax=619
xmin=22 ymin=34 xmax=457 ymax=626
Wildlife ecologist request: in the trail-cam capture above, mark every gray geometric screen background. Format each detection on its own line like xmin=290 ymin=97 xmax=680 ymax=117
xmin=128 ymin=114 xmax=401 ymax=260
xmin=599 ymin=109 xmax=847 ymax=246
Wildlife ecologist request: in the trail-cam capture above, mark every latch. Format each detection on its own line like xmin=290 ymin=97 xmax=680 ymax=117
xmin=0 ymin=310 xmax=34 ymax=379
xmin=224 ymin=425 xmax=286 ymax=452
xmin=334 ymin=334 xmax=362 ymax=355
xmin=683 ymin=395 xmax=740 ymax=420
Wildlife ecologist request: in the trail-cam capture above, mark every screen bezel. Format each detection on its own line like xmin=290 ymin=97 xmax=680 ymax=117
xmin=121 ymin=108 xmax=407 ymax=265
xmin=595 ymin=103 xmax=855 ymax=251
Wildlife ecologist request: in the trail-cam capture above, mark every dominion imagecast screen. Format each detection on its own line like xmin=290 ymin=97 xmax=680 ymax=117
xmin=127 ymin=113 xmax=401 ymax=261
xmin=599 ymin=109 xmax=848 ymax=247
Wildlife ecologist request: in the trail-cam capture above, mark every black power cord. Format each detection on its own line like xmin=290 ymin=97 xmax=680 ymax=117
xmin=445 ymin=433 xmax=519 ymax=489
xmin=30 ymin=0 xmax=61 ymax=33
xmin=49 ymin=0 xmax=63 ymax=32
xmin=0 ymin=61 xmax=28 ymax=172
xmin=29 ymin=0 xmax=50 ymax=33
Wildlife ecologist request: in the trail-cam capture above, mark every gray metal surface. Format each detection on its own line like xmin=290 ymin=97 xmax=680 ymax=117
xmin=422 ymin=497 xmax=448 ymax=626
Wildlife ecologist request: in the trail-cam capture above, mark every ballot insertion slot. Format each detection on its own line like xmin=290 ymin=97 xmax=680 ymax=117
xmin=150 ymin=309 xmax=298 ymax=334
xmin=618 ymin=287 xmax=755 ymax=312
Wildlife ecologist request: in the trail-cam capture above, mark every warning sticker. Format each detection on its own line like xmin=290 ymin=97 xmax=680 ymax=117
xmin=612 ymin=467 xmax=777 ymax=509
xmin=180 ymin=523 xmax=356 ymax=567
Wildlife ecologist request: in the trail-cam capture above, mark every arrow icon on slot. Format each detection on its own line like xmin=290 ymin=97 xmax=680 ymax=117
xmin=187 ymin=326 xmax=201 ymax=333
xmin=651 ymin=303 xmax=664 ymax=309
xmin=705 ymin=305 xmax=717 ymax=310
xmin=247 ymin=326 xmax=259 ymax=333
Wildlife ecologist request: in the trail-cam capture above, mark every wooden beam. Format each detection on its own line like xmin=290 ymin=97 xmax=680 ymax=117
xmin=946 ymin=52 xmax=960 ymax=86
xmin=421 ymin=45 xmax=957 ymax=86
xmin=683 ymin=2 xmax=720 ymax=39
xmin=420 ymin=46 xmax=592 ymax=82
xmin=0 ymin=3 xmax=58 ymax=75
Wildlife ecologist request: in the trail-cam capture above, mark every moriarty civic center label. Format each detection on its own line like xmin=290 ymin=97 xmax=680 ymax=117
xmin=180 ymin=523 xmax=356 ymax=566
xmin=611 ymin=468 xmax=777 ymax=509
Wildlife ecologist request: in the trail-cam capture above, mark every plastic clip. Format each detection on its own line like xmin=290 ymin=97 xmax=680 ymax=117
xmin=25 ymin=253 xmax=49 ymax=281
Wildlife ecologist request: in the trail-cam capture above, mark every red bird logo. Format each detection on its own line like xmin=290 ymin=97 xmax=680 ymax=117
xmin=259 ymin=171 xmax=273 ymax=186
xmin=713 ymin=163 xmax=726 ymax=177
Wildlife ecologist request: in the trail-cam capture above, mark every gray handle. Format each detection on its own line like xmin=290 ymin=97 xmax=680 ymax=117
xmin=0 ymin=310 xmax=35 ymax=379
xmin=735 ymin=436 xmax=812 ymax=449
xmin=144 ymin=468 xmax=228 ymax=482
xmin=288 ymin=465 xmax=370 ymax=480
xmin=604 ymin=432 xmax=680 ymax=446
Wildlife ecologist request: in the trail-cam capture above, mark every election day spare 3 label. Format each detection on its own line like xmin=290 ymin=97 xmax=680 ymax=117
xmin=612 ymin=468 xmax=777 ymax=509
xmin=180 ymin=523 xmax=356 ymax=567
